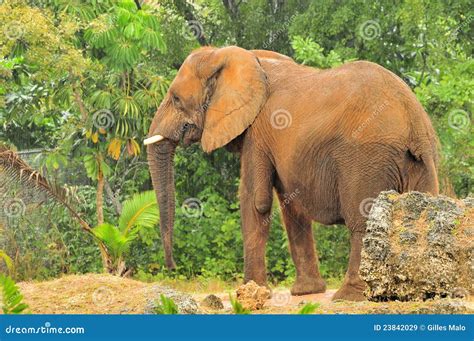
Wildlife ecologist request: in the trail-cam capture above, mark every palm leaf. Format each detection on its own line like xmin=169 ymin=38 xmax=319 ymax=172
xmin=92 ymin=223 xmax=133 ymax=260
xmin=0 ymin=274 xmax=28 ymax=314
xmin=0 ymin=250 xmax=14 ymax=274
xmin=0 ymin=148 xmax=92 ymax=234
xmin=118 ymin=190 xmax=158 ymax=236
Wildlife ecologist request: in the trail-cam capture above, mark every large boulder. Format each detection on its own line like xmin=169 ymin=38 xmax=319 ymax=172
xmin=360 ymin=191 xmax=473 ymax=301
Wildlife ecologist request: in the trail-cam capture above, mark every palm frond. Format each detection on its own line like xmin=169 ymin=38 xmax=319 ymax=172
xmin=0 ymin=274 xmax=29 ymax=314
xmin=92 ymin=223 xmax=134 ymax=259
xmin=0 ymin=148 xmax=91 ymax=232
xmin=118 ymin=190 xmax=158 ymax=236
xmin=0 ymin=250 xmax=14 ymax=275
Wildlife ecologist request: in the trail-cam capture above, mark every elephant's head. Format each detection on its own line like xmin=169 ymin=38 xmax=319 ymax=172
xmin=145 ymin=46 xmax=268 ymax=269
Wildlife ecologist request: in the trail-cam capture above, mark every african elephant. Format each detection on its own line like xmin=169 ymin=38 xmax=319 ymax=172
xmin=145 ymin=46 xmax=439 ymax=301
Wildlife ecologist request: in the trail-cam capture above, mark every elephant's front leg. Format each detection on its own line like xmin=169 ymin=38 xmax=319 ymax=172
xmin=239 ymin=146 xmax=274 ymax=286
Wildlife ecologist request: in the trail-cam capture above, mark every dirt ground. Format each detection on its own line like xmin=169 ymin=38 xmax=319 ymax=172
xmin=15 ymin=274 xmax=474 ymax=314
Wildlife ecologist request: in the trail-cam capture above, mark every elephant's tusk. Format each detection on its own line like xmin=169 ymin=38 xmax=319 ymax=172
xmin=144 ymin=135 xmax=165 ymax=145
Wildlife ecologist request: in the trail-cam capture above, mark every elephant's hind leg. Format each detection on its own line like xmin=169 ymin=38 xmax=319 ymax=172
xmin=277 ymin=193 xmax=326 ymax=295
xmin=332 ymin=227 xmax=366 ymax=301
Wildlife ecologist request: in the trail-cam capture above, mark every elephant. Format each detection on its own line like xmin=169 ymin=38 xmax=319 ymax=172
xmin=145 ymin=46 xmax=439 ymax=301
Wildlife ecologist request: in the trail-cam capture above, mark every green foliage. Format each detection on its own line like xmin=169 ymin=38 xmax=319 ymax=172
xmin=84 ymin=0 xmax=166 ymax=71
xmin=229 ymin=295 xmax=250 ymax=315
xmin=0 ymin=0 xmax=471 ymax=287
xmin=0 ymin=274 xmax=29 ymax=314
xmin=292 ymin=36 xmax=345 ymax=68
xmin=0 ymin=249 xmax=14 ymax=274
xmin=92 ymin=191 xmax=159 ymax=271
xmin=298 ymin=302 xmax=320 ymax=314
xmin=153 ymin=294 xmax=179 ymax=314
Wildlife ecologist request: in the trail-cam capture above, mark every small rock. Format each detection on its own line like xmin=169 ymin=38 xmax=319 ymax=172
xmin=201 ymin=294 xmax=224 ymax=310
xmin=235 ymin=281 xmax=270 ymax=310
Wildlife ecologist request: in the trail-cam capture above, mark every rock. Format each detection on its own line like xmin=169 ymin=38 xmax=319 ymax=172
xmin=235 ymin=281 xmax=270 ymax=310
xmin=412 ymin=299 xmax=473 ymax=314
xmin=360 ymin=191 xmax=473 ymax=301
xmin=201 ymin=294 xmax=224 ymax=310
xmin=144 ymin=285 xmax=200 ymax=314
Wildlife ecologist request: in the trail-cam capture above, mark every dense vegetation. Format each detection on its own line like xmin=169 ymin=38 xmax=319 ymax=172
xmin=0 ymin=0 xmax=472 ymax=286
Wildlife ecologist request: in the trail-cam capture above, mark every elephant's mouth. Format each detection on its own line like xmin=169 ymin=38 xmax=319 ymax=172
xmin=144 ymin=123 xmax=202 ymax=147
xmin=180 ymin=123 xmax=202 ymax=147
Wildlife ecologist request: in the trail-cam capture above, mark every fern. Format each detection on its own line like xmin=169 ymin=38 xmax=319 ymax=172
xmin=154 ymin=294 xmax=178 ymax=314
xmin=298 ymin=302 xmax=320 ymax=314
xmin=0 ymin=274 xmax=28 ymax=314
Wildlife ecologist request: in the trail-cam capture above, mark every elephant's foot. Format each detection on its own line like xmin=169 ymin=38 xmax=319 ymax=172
xmin=291 ymin=277 xmax=326 ymax=296
xmin=332 ymin=279 xmax=366 ymax=301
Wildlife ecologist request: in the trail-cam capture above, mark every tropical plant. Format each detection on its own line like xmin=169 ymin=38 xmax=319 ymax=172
xmin=298 ymin=302 xmax=320 ymax=314
xmin=0 ymin=274 xmax=29 ymax=314
xmin=229 ymin=294 xmax=251 ymax=314
xmin=0 ymin=147 xmax=111 ymax=270
xmin=153 ymin=294 xmax=179 ymax=314
xmin=0 ymin=249 xmax=14 ymax=273
xmin=0 ymin=250 xmax=28 ymax=314
xmin=92 ymin=191 xmax=159 ymax=275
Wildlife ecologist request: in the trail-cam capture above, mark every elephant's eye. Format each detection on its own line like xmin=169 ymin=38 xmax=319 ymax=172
xmin=172 ymin=93 xmax=182 ymax=106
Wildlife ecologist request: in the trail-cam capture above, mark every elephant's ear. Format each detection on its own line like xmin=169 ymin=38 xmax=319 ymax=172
xmin=201 ymin=46 xmax=268 ymax=153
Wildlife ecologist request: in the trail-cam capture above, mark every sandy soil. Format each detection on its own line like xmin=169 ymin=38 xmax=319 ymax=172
xmin=16 ymin=274 xmax=474 ymax=314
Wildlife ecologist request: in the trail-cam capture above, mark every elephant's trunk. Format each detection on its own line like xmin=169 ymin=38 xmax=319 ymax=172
xmin=147 ymin=141 xmax=177 ymax=270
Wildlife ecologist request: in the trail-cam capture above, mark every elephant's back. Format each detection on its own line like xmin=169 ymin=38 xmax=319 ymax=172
xmin=255 ymin=59 xmax=438 ymax=183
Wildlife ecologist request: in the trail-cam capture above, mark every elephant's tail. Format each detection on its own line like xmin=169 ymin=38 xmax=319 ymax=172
xmin=407 ymin=106 xmax=440 ymax=195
